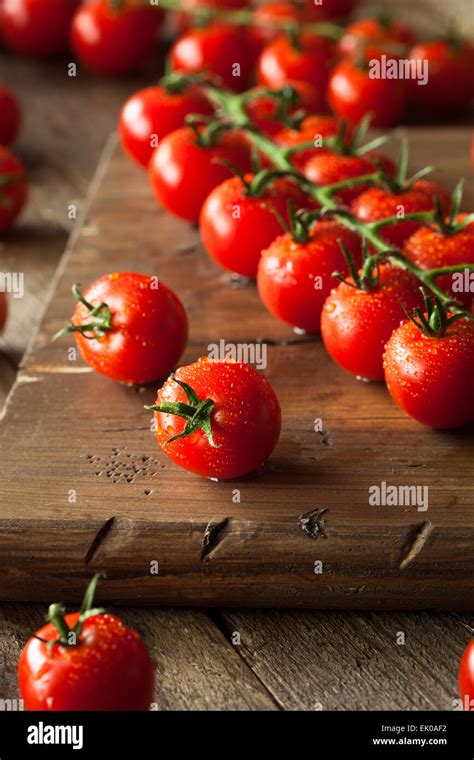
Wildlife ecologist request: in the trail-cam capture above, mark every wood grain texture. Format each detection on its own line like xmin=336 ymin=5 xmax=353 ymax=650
xmin=0 ymin=130 xmax=472 ymax=608
xmin=0 ymin=604 xmax=278 ymax=710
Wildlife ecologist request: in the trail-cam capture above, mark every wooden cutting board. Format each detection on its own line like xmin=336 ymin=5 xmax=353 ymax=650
xmin=0 ymin=128 xmax=473 ymax=608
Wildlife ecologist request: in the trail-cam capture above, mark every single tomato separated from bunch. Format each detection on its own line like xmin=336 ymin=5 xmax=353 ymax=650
xmin=257 ymin=218 xmax=362 ymax=333
xmin=119 ymin=80 xmax=213 ymax=168
xmin=327 ymin=59 xmax=407 ymax=127
xmin=18 ymin=574 xmax=155 ymax=711
xmin=200 ymin=171 xmax=309 ymax=277
xmin=408 ymin=38 xmax=474 ymax=115
xmin=54 ymin=272 xmax=188 ymax=385
xmin=459 ymin=639 xmax=474 ymax=710
xmin=170 ymin=24 xmax=255 ymax=91
xmin=0 ymin=0 xmax=80 ymax=57
xmin=71 ymin=0 xmax=163 ymax=76
xmin=0 ymin=84 xmax=21 ymax=146
xmin=321 ymin=261 xmax=423 ymax=381
xmin=384 ymin=297 xmax=474 ymax=428
xmin=146 ymin=357 xmax=281 ymax=479
xmin=149 ymin=125 xmax=251 ymax=223
xmin=0 ymin=145 xmax=28 ymax=233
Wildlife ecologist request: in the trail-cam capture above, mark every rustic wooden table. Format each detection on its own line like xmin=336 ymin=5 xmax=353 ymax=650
xmin=0 ymin=0 xmax=473 ymax=710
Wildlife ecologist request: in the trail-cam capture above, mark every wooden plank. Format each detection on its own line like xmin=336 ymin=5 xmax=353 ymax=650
xmin=0 ymin=128 xmax=472 ymax=608
xmin=217 ymin=609 xmax=471 ymax=710
xmin=0 ymin=604 xmax=278 ymax=710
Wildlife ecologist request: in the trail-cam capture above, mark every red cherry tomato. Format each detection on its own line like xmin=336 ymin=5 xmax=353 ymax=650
xmin=148 ymin=126 xmax=251 ymax=223
xmin=273 ymin=114 xmax=340 ymax=167
xmin=119 ymin=84 xmax=213 ymax=168
xmin=350 ymin=180 xmax=450 ymax=248
xmin=57 ymin=272 xmax=188 ymax=385
xmin=0 ymin=0 xmax=80 ymax=57
xmin=18 ymin=575 xmax=154 ymax=711
xmin=339 ymin=17 xmax=416 ymax=61
xmin=0 ymin=292 xmax=7 ymax=334
xmin=257 ymin=220 xmax=362 ymax=333
xmin=71 ymin=0 xmax=163 ymax=76
xmin=0 ymin=145 xmax=27 ymax=233
xmin=170 ymin=24 xmax=255 ymax=91
xmin=408 ymin=40 xmax=474 ymax=115
xmin=303 ymin=151 xmax=396 ymax=206
xmin=249 ymin=2 xmax=302 ymax=51
xmin=321 ymin=264 xmax=423 ymax=380
xmin=200 ymin=173 xmax=309 ymax=277
xmin=459 ymin=640 xmax=474 ymax=711
xmin=404 ymin=217 xmax=474 ymax=308
xmin=384 ymin=315 xmax=474 ymax=428
xmin=149 ymin=357 xmax=281 ymax=479
xmin=257 ymin=33 xmax=334 ymax=101
xmin=327 ymin=59 xmax=407 ymax=127
xmin=245 ymin=81 xmax=325 ymax=136
xmin=0 ymin=84 xmax=21 ymax=146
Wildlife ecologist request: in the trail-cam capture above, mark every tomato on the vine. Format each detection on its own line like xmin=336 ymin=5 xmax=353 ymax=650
xmin=351 ymin=179 xmax=450 ymax=248
xmin=459 ymin=640 xmax=474 ymax=711
xmin=54 ymin=272 xmax=188 ymax=386
xmin=257 ymin=219 xmax=362 ymax=333
xmin=71 ymin=0 xmax=163 ymax=76
xmin=303 ymin=151 xmax=396 ymax=206
xmin=384 ymin=306 xmax=474 ymax=428
xmin=0 ymin=0 xmax=80 ymax=57
xmin=119 ymin=82 xmax=213 ymax=168
xmin=408 ymin=39 xmax=474 ymax=115
xmin=148 ymin=125 xmax=251 ymax=223
xmin=249 ymin=2 xmax=301 ymax=51
xmin=273 ymin=114 xmax=340 ymax=167
xmin=327 ymin=59 xmax=407 ymax=127
xmin=339 ymin=16 xmax=416 ymax=61
xmin=0 ymin=145 xmax=27 ymax=233
xmin=256 ymin=33 xmax=334 ymax=101
xmin=200 ymin=171 xmax=309 ymax=277
xmin=0 ymin=84 xmax=21 ymax=146
xmin=18 ymin=575 xmax=155 ymax=711
xmin=147 ymin=357 xmax=281 ymax=479
xmin=170 ymin=24 xmax=255 ymax=91
xmin=321 ymin=263 xmax=423 ymax=380
xmin=245 ymin=82 xmax=326 ymax=136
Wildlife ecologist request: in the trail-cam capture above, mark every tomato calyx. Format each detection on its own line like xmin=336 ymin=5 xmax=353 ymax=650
xmin=245 ymin=85 xmax=308 ymax=130
xmin=160 ymin=70 xmax=208 ymax=96
xmin=53 ymin=284 xmax=113 ymax=342
xmin=334 ymin=239 xmax=382 ymax=291
xmin=325 ymin=114 xmax=389 ymax=158
xmin=185 ymin=115 xmax=231 ymax=148
xmin=34 ymin=573 xmax=107 ymax=649
xmin=145 ymin=374 xmax=220 ymax=447
xmin=377 ymin=139 xmax=434 ymax=194
xmin=402 ymin=288 xmax=467 ymax=338
xmin=431 ymin=179 xmax=474 ymax=237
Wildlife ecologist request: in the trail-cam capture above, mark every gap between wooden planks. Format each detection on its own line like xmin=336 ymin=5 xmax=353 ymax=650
xmin=0 ymin=129 xmax=473 ymax=608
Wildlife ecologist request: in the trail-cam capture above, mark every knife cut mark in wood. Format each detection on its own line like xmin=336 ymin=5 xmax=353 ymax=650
xmin=201 ymin=517 xmax=230 ymax=563
xmin=84 ymin=516 xmax=117 ymax=565
xmin=399 ymin=521 xmax=434 ymax=570
xmin=299 ymin=508 xmax=329 ymax=540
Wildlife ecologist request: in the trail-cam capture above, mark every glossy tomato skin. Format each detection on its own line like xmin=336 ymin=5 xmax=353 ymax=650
xmin=0 ymin=84 xmax=21 ymax=146
xmin=18 ymin=612 xmax=154 ymax=711
xmin=384 ymin=317 xmax=474 ymax=428
xmin=257 ymin=34 xmax=334 ymax=100
xmin=0 ymin=292 xmax=7 ymax=334
xmin=257 ymin=220 xmax=362 ymax=333
xmin=0 ymin=145 xmax=27 ymax=233
xmin=149 ymin=127 xmax=251 ymax=223
xmin=327 ymin=59 xmax=407 ymax=127
xmin=0 ymin=0 xmax=80 ymax=57
xmin=170 ymin=25 xmax=254 ymax=91
xmin=200 ymin=175 xmax=309 ymax=277
xmin=350 ymin=180 xmax=450 ymax=248
xmin=273 ymin=114 xmax=340 ymax=168
xmin=71 ymin=0 xmax=163 ymax=76
xmin=321 ymin=265 xmax=423 ymax=380
xmin=119 ymin=85 xmax=213 ymax=168
xmin=152 ymin=357 xmax=281 ymax=479
xmin=408 ymin=40 xmax=474 ymax=115
xmin=404 ymin=218 xmax=474 ymax=308
xmin=339 ymin=17 xmax=416 ymax=61
xmin=303 ymin=151 xmax=396 ymax=206
xmin=459 ymin=640 xmax=474 ymax=710
xmin=71 ymin=272 xmax=188 ymax=385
